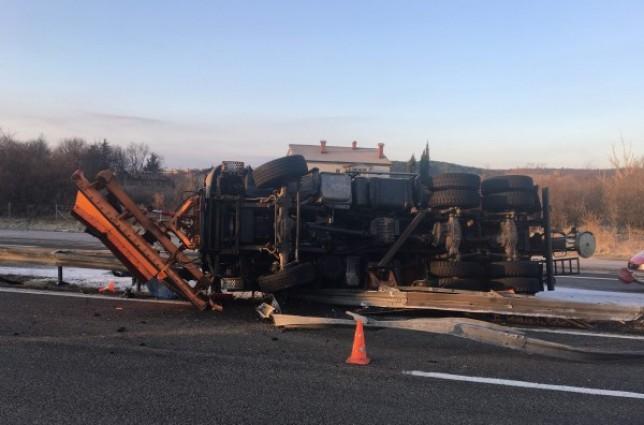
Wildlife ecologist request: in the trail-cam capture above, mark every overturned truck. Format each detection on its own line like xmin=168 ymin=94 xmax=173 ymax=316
xmin=71 ymin=155 xmax=595 ymax=311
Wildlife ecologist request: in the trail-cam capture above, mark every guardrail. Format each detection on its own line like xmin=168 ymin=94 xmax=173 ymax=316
xmin=0 ymin=246 xmax=127 ymax=285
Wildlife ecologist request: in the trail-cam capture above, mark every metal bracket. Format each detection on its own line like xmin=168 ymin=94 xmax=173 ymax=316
xmin=377 ymin=209 xmax=428 ymax=268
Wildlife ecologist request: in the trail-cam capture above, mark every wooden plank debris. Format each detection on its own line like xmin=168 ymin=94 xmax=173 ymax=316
xmin=293 ymin=288 xmax=644 ymax=323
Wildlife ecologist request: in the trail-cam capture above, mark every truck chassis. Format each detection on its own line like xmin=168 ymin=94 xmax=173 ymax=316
xmin=71 ymin=155 xmax=595 ymax=313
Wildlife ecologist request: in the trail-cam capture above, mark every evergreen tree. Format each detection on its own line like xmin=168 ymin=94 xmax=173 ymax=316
xmin=99 ymin=139 xmax=112 ymax=170
xmin=407 ymin=154 xmax=417 ymax=174
xmin=419 ymin=141 xmax=430 ymax=184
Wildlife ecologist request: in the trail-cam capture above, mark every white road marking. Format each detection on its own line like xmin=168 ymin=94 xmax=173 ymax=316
xmin=403 ymin=371 xmax=644 ymax=400
xmin=558 ymin=275 xmax=617 ymax=281
xmin=519 ymin=327 xmax=644 ymax=341
xmin=0 ymin=286 xmax=190 ymax=305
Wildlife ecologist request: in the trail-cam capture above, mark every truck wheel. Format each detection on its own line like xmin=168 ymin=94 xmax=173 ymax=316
xmin=488 ymin=261 xmax=541 ymax=278
xmin=253 ymin=155 xmax=308 ymax=189
xmin=429 ymin=189 xmax=480 ymax=209
xmin=489 ymin=277 xmax=543 ymax=294
xmin=257 ymin=262 xmax=316 ymax=292
xmin=430 ymin=261 xmax=483 ymax=278
xmin=481 ymin=175 xmax=533 ymax=195
xmin=438 ymin=277 xmax=486 ymax=290
xmin=482 ymin=191 xmax=536 ymax=212
xmin=431 ymin=173 xmax=481 ymax=191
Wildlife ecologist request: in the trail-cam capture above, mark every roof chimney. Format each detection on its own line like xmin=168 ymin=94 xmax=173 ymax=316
xmin=377 ymin=143 xmax=384 ymax=159
xmin=320 ymin=140 xmax=327 ymax=153
xmin=352 ymin=140 xmax=358 ymax=150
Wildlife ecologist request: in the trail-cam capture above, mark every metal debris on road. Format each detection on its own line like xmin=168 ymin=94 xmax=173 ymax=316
xmin=270 ymin=311 xmax=644 ymax=362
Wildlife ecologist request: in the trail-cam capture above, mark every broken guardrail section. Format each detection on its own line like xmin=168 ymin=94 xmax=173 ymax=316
xmin=270 ymin=310 xmax=644 ymax=362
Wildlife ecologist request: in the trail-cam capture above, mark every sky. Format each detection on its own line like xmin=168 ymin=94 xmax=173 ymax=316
xmin=1 ymin=0 xmax=643 ymax=169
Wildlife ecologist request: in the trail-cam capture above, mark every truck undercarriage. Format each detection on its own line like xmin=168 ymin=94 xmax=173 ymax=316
xmin=71 ymin=154 xmax=595 ymax=313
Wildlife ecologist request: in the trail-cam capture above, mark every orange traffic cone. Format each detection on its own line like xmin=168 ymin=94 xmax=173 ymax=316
xmin=346 ymin=320 xmax=370 ymax=365
xmin=99 ymin=281 xmax=117 ymax=294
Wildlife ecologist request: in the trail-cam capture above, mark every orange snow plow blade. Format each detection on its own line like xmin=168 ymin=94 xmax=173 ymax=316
xmin=71 ymin=170 xmax=213 ymax=310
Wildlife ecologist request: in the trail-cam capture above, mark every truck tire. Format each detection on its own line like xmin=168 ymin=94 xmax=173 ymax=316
xmin=430 ymin=261 xmax=483 ymax=278
xmin=488 ymin=261 xmax=541 ymax=278
xmin=482 ymin=191 xmax=535 ymax=212
xmin=431 ymin=173 xmax=481 ymax=191
xmin=489 ymin=277 xmax=543 ymax=294
xmin=257 ymin=262 xmax=316 ymax=292
xmin=481 ymin=175 xmax=533 ymax=195
xmin=253 ymin=155 xmax=308 ymax=189
xmin=429 ymin=189 xmax=480 ymax=209
xmin=438 ymin=277 xmax=486 ymax=290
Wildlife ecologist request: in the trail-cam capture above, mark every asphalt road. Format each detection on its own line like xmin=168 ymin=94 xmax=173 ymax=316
xmin=1 ymin=229 xmax=644 ymax=423
xmin=557 ymin=274 xmax=644 ymax=293
xmin=0 ymin=229 xmax=102 ymax=250
xmin=1 ymin=289 xmax=644 ymax=425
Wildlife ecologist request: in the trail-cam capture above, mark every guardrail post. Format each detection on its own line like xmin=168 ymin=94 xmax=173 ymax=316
xmin=542 ymin=187 xmax=555 ymax=290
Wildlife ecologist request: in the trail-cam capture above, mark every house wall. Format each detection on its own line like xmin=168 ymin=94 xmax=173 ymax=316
xmin=307 ymin=161 xmax=391 ymax=174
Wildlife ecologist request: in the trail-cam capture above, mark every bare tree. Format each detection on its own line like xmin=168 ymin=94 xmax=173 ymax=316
xmin=605 ymin=139 xmax=644 ymax=229
xmin=54 ymin=138 xmax=87 ymax=166
xmin=610 ymin=139 xmax=643 ymax=178
xmin=125 ymin=142 xmax=150 ymax=176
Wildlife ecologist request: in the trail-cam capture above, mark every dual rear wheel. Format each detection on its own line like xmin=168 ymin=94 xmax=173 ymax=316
xmin=481 ymin=175 xmax=538 ymax=213
xmin=429 ymin=260 xmax=542 ymax=294
xmin=428 ymin=173 xmax=481 ymax=209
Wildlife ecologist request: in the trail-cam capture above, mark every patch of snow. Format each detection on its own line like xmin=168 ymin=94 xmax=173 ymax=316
xmin=538 ymin=287 xmax=644 ymax=307
xmin=0 ymin=265 xmax=133 ymax=290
